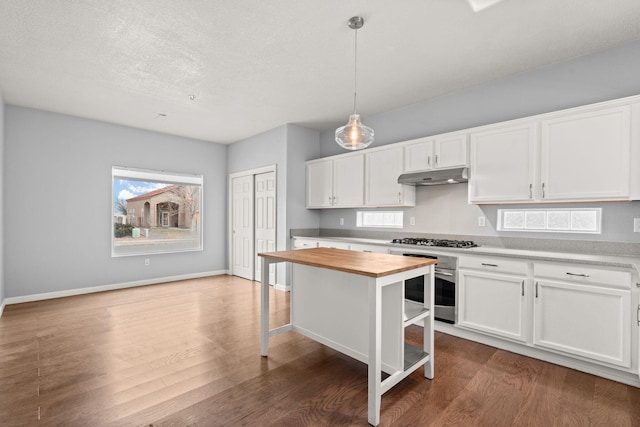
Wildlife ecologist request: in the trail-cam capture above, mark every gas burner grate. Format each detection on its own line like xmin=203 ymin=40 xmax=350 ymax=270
xmin=391 ymin=238 xmax=477 ymax=248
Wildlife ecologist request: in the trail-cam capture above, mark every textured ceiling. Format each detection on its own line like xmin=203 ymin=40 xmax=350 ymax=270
xmin=1 ymin=0 xmax=640 ymax=143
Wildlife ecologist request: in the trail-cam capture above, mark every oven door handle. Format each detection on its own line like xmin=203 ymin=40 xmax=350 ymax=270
xmin=435 ymin=270 xmax=454 ymax=277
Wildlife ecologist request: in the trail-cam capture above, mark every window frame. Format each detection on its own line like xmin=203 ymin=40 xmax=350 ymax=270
xmin=111 ymin=166 xmax=204 ymax=257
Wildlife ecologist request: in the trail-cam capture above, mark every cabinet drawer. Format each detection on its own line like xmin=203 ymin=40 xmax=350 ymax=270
xmin=533 ymin=262 xmax=631 ymax=289
xmin=317 ymin=240 xmax=350 ymax=250
xmin=292 ymin=238 xmax=318 ymax=249
xmin=349 ymin=243 xmax=389 ymax=254
xmin=459 ymin=256 xmax=528 ymax=275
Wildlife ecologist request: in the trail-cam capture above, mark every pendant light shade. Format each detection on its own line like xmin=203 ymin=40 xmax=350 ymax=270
xmin=335 ymin=114 xmax=374 ymax=150
xmin=335 ymin=16 xmax=374 ymax=150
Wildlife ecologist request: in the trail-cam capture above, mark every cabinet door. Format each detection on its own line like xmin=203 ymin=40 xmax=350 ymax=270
xmin=458 ymin=270 xmax=527 ymax=342
xmin=404 ymin=138 xmax=434 ymax=172
xmin=540 ymin=106 xmax=631 ymax=201
xmin=365 ymin=147 xmax=415 ymax=206
xmin=468 ymin=123 xmax=536 ymax=203
xmin=333 ymin=154 xmax=364 ymax=207
xmin=534 ymin=280 xmax=631 ymax=367
xmin=434 ymin=133 xmax=468 ymax=169
xmin=306 ymin=160 xmax=333 ymax=208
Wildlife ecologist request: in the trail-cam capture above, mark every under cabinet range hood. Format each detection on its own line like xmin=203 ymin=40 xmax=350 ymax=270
xmin=397 ymin=167 xmax=469 ymax=186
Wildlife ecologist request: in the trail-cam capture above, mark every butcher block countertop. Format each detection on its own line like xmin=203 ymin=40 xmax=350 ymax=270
xmin=258 ymin=247 xmax=437 ymax=278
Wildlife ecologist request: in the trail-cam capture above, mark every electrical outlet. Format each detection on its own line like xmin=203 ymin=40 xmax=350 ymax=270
xmin=144 ymin=258 xmax=150 ymax=266
xmin=478 ymin=216 xmax=486 ymax=227
xmin=409 ymin=216 xmax=415 ymax=226
xmin=339 ymin=217 xmax=344 ymax=225
xmin=634 ymin=218 xmax=640 ymax=233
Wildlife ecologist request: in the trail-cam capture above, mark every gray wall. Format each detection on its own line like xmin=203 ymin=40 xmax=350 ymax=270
xmin=4 ymin=106 xmax=227 ymax=299
xmin=320 ymin=184 xmax=640 ymax=243
xmin=0 ymin=94 xmax=4 ymax=309
xmin=285 ymin=124 xmax=320 ymax=238
xmin=227 ymin=124 xmax=320 ymax=285
xmin=317 ymin=38 xmax=640 ymax=243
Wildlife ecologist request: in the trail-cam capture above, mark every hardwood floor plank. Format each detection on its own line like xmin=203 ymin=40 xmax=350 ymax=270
xmin=1 ymin=275 xmax=638 ymax=426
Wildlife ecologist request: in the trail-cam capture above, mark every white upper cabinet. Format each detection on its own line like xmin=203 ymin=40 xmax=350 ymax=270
xmin=365 ymin=146 xmax=416 ymax=207
xmin=306 ymin=159 xmax=333 ymax=208
xmin=540 ymin=105 xmax=631 ymax=201
xmin=469 ymin=123 xmax=537 ymax=203
xmin=404 ymin=137 xmax=434 ymax=172
xmin=434 ymin=132 xmax=469 ymax=169
xmin=306 ymin=154 xmax=364 ymax=208
xmin=333 ymin=155 xmax=365 ymax=207
xmin=403 ymin=132 xmax=468 ymax=173
xmin=470 ymin=100 xmax=638 ymax=204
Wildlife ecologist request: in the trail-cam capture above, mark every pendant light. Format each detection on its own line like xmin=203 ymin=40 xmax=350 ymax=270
xmin=335 ymin=16 xmax=374 ymax=150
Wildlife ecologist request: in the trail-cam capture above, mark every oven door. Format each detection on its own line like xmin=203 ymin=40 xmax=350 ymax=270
xmin=434 ymin=268 xmax=456 ymax=323
xmin=400 ymin=253 xmax=457 ymax=324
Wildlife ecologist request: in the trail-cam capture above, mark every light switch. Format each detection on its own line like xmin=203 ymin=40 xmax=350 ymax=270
xmin=409 ymin=216 xmax=415 ymax=226
xmin=478 ymin=216 xmax=486 ymax=227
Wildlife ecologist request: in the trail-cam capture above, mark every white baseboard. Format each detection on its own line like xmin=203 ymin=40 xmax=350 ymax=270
xmin=3 ymin=270 xmax=228 ymax=306
xmin=273 ymin=283 xmax=291 ymax=292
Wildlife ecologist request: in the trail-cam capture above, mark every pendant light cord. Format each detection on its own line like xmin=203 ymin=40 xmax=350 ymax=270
xmin=353 ymin=27 xmax=358 ymax=115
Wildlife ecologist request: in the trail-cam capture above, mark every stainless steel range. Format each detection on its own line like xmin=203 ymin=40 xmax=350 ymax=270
xmin=390 ymin=237 xmax=477 ymax=324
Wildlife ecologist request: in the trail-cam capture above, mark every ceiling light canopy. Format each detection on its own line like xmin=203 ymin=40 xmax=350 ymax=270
xmin=335 ymin=16 xmax=374 ymax=151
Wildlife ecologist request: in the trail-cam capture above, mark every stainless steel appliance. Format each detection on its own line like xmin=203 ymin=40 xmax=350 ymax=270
xmin=391 ymin=237 xmax=476 ymax=324
xmin=401 ymin=253 xmax=457 ymax=323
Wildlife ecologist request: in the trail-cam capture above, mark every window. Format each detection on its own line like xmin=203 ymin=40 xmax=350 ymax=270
xmin=112 ymin=167 xmax=203 ymax=256
xmin=356 ymin=211 xmax=404 ymax=228
xmin=497 ymin=208 xmax=601 ymax=234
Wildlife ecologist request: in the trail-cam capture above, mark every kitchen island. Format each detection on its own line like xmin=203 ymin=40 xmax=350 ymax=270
xmin=258 ymin=248 xmax=437 ymax=426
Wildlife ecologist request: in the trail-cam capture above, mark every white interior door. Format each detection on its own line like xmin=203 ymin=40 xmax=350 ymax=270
xmin=232 ymin=175 xmax=254 ymax=280
xmin=254 ymin=171 xmax=276 ymax=284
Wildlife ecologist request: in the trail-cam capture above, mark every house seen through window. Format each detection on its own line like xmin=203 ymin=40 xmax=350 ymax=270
xmin=112 ymin=167 xmax=203 ymax=256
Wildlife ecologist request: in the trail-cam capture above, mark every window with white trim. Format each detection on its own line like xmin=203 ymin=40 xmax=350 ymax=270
xmin=112 ymin=167 xmax=203 ymax=256
xmin=356 ymin=211 xmax=404 ymax=228
xmin=497 ymin=208 xmax=601 ymax=234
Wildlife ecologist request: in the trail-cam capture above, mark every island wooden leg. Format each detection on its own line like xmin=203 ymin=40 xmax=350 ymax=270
xmin=368 ymin=279 xmax=382 ymax=426
xmin=260 ymin=257 xmax=271 ymax=357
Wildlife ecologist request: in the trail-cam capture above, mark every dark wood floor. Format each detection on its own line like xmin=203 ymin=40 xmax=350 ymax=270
xmin=1 ymin=275 xmax=639 ymax=426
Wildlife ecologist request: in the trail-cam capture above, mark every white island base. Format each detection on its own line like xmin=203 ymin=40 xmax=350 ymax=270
xmin=259 ymin=248 xmax=436 ymax=426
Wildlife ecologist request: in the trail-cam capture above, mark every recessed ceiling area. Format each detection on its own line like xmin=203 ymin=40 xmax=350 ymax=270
xmin=1 ymin=0 xmax=639 ymax=144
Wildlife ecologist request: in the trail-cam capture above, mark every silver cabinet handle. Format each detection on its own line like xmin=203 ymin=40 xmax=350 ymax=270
xmin=434 ymin=154 xmax=439 ymax=166
xmin=535 ymin=281 xmax=539 ymax=298
xmin=529 ymin=183 xmax=533 ymax=199
xmin=521 ymin=280 xmax=524 ymax=297
xmin=427 ymin=155 xmax=431 ymax=167
xmin=481 ymin=263 xmax=498 ymax=267
xmin=334 ymin=196 xmax=338 ymax=205
xmin=398 ymin=192 xmax=402 ymax=203
xmin=566 ymin=272 xmax=589 ymax=278
xmin=637 ymin=304 xmax=640 ymax=326
xmin=542 ymin=182 xmax=545 ymax=198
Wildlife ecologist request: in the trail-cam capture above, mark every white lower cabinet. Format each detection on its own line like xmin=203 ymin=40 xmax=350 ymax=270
xmin=533 ymin=263 xmax=632 ymax=368
xmin=458 ymin=260 xmax=528 ymax=342
xmin=457 ymin=256 xmax=635 ymax=372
